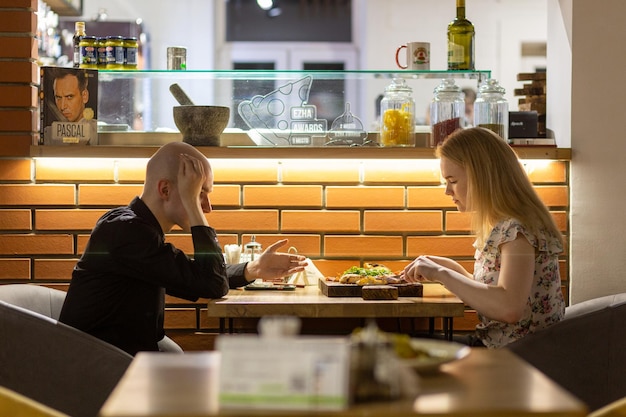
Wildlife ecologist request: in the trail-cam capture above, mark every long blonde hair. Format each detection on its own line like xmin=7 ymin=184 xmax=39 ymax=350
xmin=436 ymin=127 xmax=563 ymax=247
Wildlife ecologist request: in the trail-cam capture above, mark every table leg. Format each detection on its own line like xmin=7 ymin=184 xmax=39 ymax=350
xmin=428 ymin=317 xmax=435 ymax=336
xmin=443 ymin=317 xmax=454 ymax=341
xmin=228 ymin=318 xmax=234 ymax=334
xmin=219 ymin=318 xmax=225 ymax=334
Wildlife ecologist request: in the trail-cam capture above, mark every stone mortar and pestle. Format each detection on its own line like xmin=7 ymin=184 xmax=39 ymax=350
xmin=170 ymin=83 xmax=230 ymax=146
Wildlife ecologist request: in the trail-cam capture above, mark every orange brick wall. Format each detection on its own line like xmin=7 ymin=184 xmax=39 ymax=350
xmin=0 ymin=3 xmax=571 ymax=351
xmin=0 ymin=0 xmax=38 ymax=157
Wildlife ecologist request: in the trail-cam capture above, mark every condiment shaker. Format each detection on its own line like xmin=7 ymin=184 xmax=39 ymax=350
xmin=430 ymin=78 xmax=465 ymax=147
xmin=474 ymin=78 xmax=509 ymax=141
xmin=379 ymin=78 xmax=415 ymax=147
xmin=243 ymin=235 xmax=262 ymax=262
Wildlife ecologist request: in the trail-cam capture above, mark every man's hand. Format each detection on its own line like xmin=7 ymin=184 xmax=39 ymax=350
xmin=245 ymin=239 xmax=307 ymax=281
xmin=177 ymin=153 xmax=208 ymax=228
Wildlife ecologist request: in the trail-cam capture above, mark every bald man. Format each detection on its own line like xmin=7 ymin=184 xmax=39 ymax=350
xmin=59 ymin=142 xmax=306 ymax=355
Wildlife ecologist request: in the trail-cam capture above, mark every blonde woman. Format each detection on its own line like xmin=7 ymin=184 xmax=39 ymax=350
xmin=403 ymin=127 xmax=565 ymax=348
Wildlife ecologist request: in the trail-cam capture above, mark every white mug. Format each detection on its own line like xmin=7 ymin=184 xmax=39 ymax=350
xmin=395 ymin=42 xmax=430 ymax=70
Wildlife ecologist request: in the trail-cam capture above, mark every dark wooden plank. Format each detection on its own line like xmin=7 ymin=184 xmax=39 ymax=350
xmin=319 ymin=280 xmax=423 ymax=297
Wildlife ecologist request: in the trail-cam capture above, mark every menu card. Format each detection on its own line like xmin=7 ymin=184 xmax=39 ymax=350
xmin=217 ymin=335 xmax=351 ymax=411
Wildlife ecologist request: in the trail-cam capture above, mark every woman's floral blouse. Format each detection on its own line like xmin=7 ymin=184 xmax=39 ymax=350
xmin=473 ymin=218 xmax=565 ymax=348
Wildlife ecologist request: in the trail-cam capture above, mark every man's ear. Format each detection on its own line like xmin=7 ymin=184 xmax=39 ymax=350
xmin=157 ymin=179 xmax=170 ymax=200
xmin=82 ymin=88 xmax=89 ymax=104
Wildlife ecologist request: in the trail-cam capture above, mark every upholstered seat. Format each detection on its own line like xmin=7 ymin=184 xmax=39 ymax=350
xmin=0 ymin=284 xmax=66 ymax=319
xmin=0 ymin=300 xmax=133 ymax=417
xmin=0 ymin=284 xmax=184 ymax=353
xmin=508 ymin=293 xmax=626 ymax=412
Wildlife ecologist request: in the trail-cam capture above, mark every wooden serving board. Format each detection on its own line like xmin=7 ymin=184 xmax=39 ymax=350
xmin=319 ymin=279 xmax=423 ymax=298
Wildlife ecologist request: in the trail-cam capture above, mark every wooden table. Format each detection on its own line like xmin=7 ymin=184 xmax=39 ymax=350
xmin=207 ymin=282 xmax=465 ymax=340
xmin=99 ymin=349 xmax=588 ymax=417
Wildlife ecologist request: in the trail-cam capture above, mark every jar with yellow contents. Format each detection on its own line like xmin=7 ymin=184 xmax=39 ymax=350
xmin=123 ymin=37 xmax=138 ymax=69
xmin=105 ymin=36 xmax=125 ymax=70
xmin=380 ymin=78 xmax=415 ymax=147
xmin=78 ymin=36 xmax=98 ymax=69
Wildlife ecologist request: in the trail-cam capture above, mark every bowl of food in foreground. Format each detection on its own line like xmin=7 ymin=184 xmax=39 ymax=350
xmin=392 ymin=335 xmax=471 ymax=374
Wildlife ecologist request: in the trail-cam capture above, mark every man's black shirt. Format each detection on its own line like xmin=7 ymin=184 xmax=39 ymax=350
xmin=59 ymin=197 xmax=248 ymax=355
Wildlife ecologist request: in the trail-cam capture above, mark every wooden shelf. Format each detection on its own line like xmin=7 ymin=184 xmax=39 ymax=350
xmin=30 ymin=145 xmax=571 ymax=160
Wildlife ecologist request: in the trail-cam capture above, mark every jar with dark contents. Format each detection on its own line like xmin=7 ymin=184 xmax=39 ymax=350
xmin=430 ymin=78 xmax=465 ymax=147
xmin=106 ymin=36 xmax=125 ymax=70
xmin=78 ymin=36 xmax=98 ymax=69
xmin=123 ymin=37 xmax=138 ymax=69
xmin=73 ymin=21 xmax=85 ymax=68
xmin=474 ymin=78 xmax=509 ymax=141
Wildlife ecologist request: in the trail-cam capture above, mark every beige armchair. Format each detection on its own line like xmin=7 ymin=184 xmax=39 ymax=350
xmin=0 ymin=283 xmax=183 ymax=353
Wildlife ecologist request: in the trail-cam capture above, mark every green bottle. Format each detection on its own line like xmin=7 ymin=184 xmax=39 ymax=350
xmin=447 ymin=0 xmax=475 ymax=70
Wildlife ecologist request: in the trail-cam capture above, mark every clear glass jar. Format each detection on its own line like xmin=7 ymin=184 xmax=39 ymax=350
xmin=430 ymin=78 xmax=465 ymax=147
xmin=167 ymin=46 xmax=187 ymax=70
xmin=379 ymin=78 xmax=415 ymax=147
xmin=474 ymin=78 xmax=509 ymax=141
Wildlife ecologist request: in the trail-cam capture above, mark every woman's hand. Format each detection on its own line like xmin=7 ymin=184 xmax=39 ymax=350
xmin=402 ymin=255 xmax=443 ymax=283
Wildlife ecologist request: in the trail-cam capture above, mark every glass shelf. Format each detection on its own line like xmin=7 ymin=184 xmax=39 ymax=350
xmin=97 ymin=69 xmax=492 ymax=81
xmin=88 ymin=69 xmax=492 ymax=149
xmin=34 ymin=68 xmax=567 ymax=160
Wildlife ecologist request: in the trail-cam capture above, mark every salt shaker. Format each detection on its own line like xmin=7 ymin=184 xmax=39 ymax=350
xmin=430 ymin=78 xmax=465 ymax=147
xmin=243 ymin=235 xmax=262 ymax=262
xmin=474 ymin=78 xmax=509 ymax=141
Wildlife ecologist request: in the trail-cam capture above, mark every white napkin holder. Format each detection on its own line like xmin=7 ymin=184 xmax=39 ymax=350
xmin=217 ymin=334 xmax=351 ymax=411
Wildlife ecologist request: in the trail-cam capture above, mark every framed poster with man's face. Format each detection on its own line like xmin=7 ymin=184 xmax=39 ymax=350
xmin=39 ymin=66 xmax=98 ymax=145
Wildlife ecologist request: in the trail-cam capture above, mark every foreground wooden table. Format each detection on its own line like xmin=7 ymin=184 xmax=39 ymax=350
xmin=99 ymin=349 xmax=587 ymax=417
xmin=207 ymin=282 xmax=465 ymax=339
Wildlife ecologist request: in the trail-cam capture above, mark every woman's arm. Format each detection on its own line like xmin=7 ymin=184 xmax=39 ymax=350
xmin=403 ymin=233 xmax=535 ymax=323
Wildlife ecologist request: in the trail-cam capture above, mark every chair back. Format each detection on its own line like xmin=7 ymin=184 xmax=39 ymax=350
xmin=0 ymin=283 xmax=184 ymax=353
xmin=508 ymin=293 xmax=626 ymax=412
xmin=0 ymin=301 xmax=133 ymax=417
xmin=0 ymin=284 xmax=66 ymax=319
